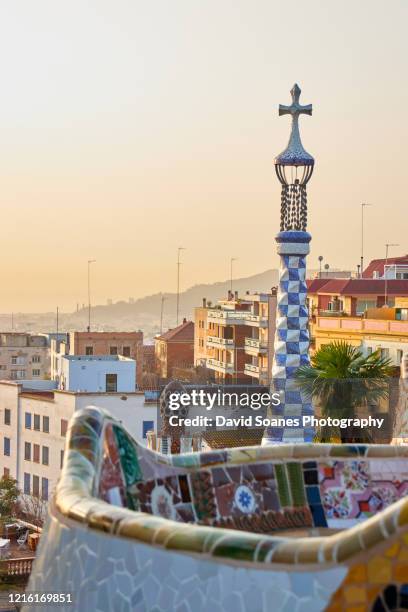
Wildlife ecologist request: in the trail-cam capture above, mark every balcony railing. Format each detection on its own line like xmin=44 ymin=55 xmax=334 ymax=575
xmin=207 ymin=310 xmax=248 ymax=324
xmin=207 ymin=358 xmax=235 ymax=374
xmin=245 ymin=314 xmax=268 ymax=327
xmin=244 ymin=363 xmax=269 ymax=379
xmin=1 ymin=557 xmax=35 ymax=577
xmin=206 ymin=336 xmax=234 ymax=348
xmin=244 ymin=337 xmax=268 ymax=353
xmin=315 ymin=316 xmax=408 ymax=336
xmin=207 ymin=310 xmax=268 ymax=327
xmin=318 ymin=309 xmax=346 ymax=317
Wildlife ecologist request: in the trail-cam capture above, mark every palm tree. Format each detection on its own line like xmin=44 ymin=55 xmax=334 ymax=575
xmin=295 ymin=341 xmax=394 ymax=443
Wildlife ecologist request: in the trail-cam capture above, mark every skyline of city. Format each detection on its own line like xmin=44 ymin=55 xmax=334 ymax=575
xmin=0 ymin=0 xmax=407 ymax=313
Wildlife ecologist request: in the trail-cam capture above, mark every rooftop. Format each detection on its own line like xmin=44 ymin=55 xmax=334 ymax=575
xmin=155 ymin=320 xmax=194 ymax=343
xmin=363 ymin=254 xmax=408 ymax=279
xmin=307 ymin=277 xmax=408 ymax=296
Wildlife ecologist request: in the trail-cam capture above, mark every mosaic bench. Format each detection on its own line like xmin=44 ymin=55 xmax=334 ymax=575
xmin=25 ymin=406 xmax=408 ymax=612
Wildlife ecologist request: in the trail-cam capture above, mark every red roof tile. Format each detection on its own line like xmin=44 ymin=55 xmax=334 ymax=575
xmin=363 ymin=255 xmax=408 ymax=279
xmin=306 ymin=279 xmax=333 ymax=292
xmin=156 ymin=321 xmax=194 ymax=343
xmin=308 ymin=278 xmax=408 ymax=296
xmin=313 ymin=279 xmax=350 ymax=294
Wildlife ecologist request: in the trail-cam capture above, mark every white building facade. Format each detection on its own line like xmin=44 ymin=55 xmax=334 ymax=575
xmin=56 ymin=355 xmax=136 ymax=393
xmin=0 ymin=381 xmax=157 ymax=502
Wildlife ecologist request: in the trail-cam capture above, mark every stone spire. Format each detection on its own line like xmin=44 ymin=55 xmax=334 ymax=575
xmin=262 ymin=84 xmax=315 ymax=445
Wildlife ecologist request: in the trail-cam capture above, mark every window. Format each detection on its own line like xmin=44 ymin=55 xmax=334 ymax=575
xmin=24 ymin=442 xmax=31 ymax=461
xmin=60 ymin=449 xmax=64 ymax=469
xmin=4 ymin=437 xmax=10 ymax=456
xmin=42 ymin=477 xmax=49 ymax=501
xmin=43 ymin=416 xmax=49 ymax=433
xmin=11 ymin=370 xmax=25 ymax=380
xmin=25 ymin=412 xmax=31 ymax=429
xmin=34 ymin=414 xmax=40 ymax=431
xmin=42 ymin=446 xmax=49 ymax=466
xmin=366 ymin=347 xmax=373 ymax=355
xmin=32 ymin=355 xmax=41 ymax=363
xmin=23 ymin=473 xmax=30 ymax=495
xmin=110 ymin=346 xmax=118 ymax=355
xmin=11 ymin=356 xmax=25 ymax=365
xmin=105 ymin=373 xmax=117 ymax=392
xmin=85 ymin=346 xmax=93 ymax=355
xmin=60 ymin=419 xmax=68 ymax=437
xmin=143 ymin=420 xmax=154 ymax=439
xmin=396 ymin=309 xmax=408 ymax=321
xmin=122 ymin=346 xmax=131 ymax=357
xmin=380 ymin=348 xmax=390 ymax=359
xmin=356 ymin=299 xmax=377 ymax=315
xmin=397 ymin=350 xmax=403 ymax=364
xmin=33 ymin=475 xmax=39 ymax=497
xmin=33 ymin=444 xmax=40 ymax=463
xmin=4 ymin=409 xmax=10 ymax=426
xmin=32 ymin=369 xmax=41 ymax=377
xmin=3 ymin=468 xmax=9 ymax=478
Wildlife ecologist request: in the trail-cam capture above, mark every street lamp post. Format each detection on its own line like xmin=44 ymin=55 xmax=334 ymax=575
xmin=87 ymin=260 xmax=96 ymax=332
xmin=384 ymin=243 xmax=399 ymax=307
xmin=318 ymin=255 xmax=323 ymax=278
xmin=160 ymin=294 xmax=166 ymax=335
xmin=361 ymin=203 xmax=372 ymax=277
xmin=176 ymin=247 xmax=185 ymax=326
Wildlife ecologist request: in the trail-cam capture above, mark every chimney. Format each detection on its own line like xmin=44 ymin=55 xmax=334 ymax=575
xmin=182 ymin=317 xmax=187 ymax=324
xmin=227 ymin=290 xmax=233 ymax=300
xmin=234 ymin=291 xmax=238 ymax=301
xmin=202 ymin=298 xmax=207 ymax=308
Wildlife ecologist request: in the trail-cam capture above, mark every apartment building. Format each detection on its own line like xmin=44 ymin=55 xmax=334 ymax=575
xmin=194 ymin=301 xmax=208 ymax=367
xmin=0 ymin=380 xmax=158 ymax=501
xmin=310 ymin=300 xmax=408 ymax=366
xmin=0 ymin=333 xmax=50 ymax=381
xmin=307 ymin=278 xmax=408 ymax=317
xmin=194 ymin=290 xmax=277 ymax=385
xmin=155 ymin=319 xmax=194 ymax=379
xmin=51 ymin=331 xmax=144 ymax=388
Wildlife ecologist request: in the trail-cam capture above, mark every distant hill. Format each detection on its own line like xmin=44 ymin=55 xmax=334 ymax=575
xmin=66 ymin=268 xmax=279 ymax=337
xmin=0 ymin=269 xmax=279 ymax=339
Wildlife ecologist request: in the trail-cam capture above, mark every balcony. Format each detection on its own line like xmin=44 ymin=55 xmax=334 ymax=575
xmin=318 ymin=309 xmax=346 ymax=317
xmin=206 ymin=336 xmax=234 ymax=349
xmin=314 ymin=316 xmax=408 ymax=336
xmin=244 ymin=337 xmax=268 ymax=356
xmin=245 ymin=314 xmax=268 ymax=328
xmin=207 ymin=358 xmax=235 ymax=375
xmin=244 ymin=363 xmax=269 ymax=381
xmin=207 ymin=310 xmax=248 ymax=325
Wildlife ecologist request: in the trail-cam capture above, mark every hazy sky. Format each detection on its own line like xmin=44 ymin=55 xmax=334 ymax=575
xmin=1 ymin=0 xmax=407 ymax=312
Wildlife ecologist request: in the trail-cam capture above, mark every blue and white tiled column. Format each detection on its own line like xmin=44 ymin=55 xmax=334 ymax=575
xmin=263 ymin=231 xmax=315 ymax=444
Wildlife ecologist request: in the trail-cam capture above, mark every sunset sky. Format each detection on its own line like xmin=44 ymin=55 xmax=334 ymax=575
xmin=0 ymin=0 xmax=407 ymax=312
